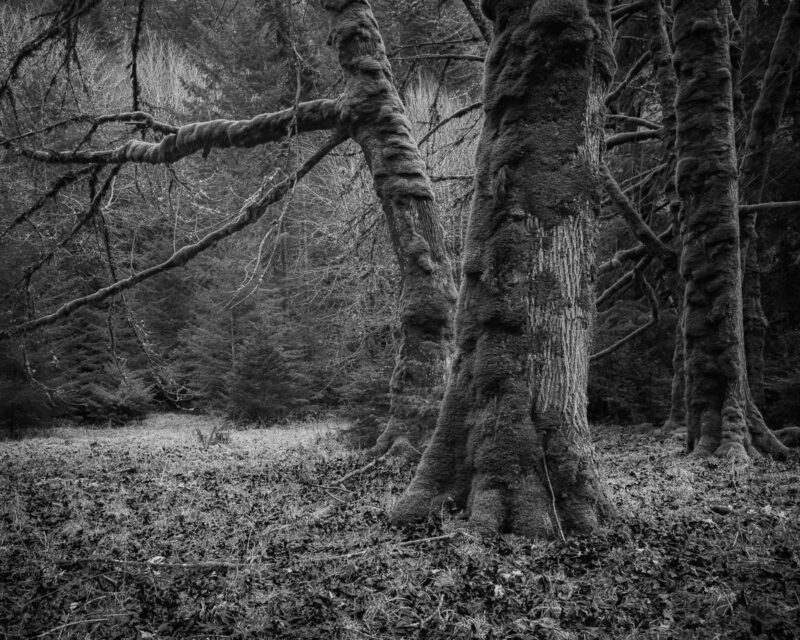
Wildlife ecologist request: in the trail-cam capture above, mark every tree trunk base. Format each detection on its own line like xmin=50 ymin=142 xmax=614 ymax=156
xmin=689 ymin=398 xmax=792 ymax=460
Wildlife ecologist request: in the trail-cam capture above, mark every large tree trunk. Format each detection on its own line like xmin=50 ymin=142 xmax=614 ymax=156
xmin=391 ymin=0 xmax=615 ymax=538
xmin=322 ymin=1 xmax=457 ymax=458
xmin=738 ymin=0 xmax=800 ymax=405
xmin=672 ymin=0 xmax=788 ymax=458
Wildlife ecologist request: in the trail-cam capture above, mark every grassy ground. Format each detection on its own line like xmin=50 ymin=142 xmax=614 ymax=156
xmin=1 ymin=414 xmax=798 ymax=639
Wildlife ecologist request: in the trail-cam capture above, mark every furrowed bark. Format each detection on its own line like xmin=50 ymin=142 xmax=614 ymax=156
xmin=392 ymin=0 xmax=615 ymax=537
xmin=673 ymin=0 xmax=788 ymax=458
xmin=322 ymin=0 xmax=457 ymax=458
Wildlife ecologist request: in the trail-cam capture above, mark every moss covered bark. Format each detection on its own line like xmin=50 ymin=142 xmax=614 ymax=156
xmin=322 ymin=1 xmax=457 ymax=458
xmin=391 ymin=0 xmax=615 ymax=537
xmin=673 ymin=0 xmax=788 ymax=459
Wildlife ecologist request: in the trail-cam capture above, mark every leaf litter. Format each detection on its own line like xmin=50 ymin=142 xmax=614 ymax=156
xmin=1 ymin=416 xmax=798 ymax=639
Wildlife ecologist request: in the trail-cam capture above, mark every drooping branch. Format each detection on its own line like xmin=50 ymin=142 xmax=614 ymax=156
xmin=0 ymin=167 xmax=95 ymax=242
xmin=17 ymin=166 xmax=120 ymax=287
xmin=8 ymin=100 xmax=340 ymax=165
xmin=418 ymin=100 xmax=482 ymax=147
xmin=0 ymin=132 xmax=346 ymax=338
xmin=600 ymin=162 xmax=676 ymax=267
xmin=591 ymin=275 xmax=660 ymax=361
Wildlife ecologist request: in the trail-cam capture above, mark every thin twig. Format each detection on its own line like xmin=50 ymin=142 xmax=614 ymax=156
xmin=542 ymin=458 xmax=566 ymax=543
xmin=36 ymin=614 xmax=129 ymax=638
xmin=336 ymin=457 xmax=383 ymax=485
xmin=418 ymin=101 xmax=482 ymax=148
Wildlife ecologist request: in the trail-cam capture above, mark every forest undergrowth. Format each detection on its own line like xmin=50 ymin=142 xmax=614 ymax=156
xmin=1 ymin=414 xmax=798 ymax=639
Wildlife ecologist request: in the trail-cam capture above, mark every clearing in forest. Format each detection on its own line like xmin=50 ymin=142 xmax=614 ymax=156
xmin=1 ymin=414 xmax=798 ymax=639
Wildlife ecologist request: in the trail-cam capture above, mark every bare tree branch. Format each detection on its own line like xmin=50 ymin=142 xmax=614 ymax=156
xmin=0 ymin=167 xmax=95 ymax=242
xmin=391 ymin=53 xmax=484 ymax=63
xmin=17 ymin=166 xmax=120 ymax=288
xmin=596 ymin=257 xmax=652 ymax=309
xmin=591 ymin=275 xmax=660 ymax=361
xmin=611 ymin=1 xmax=647 ymax=20
xmin=606 ymin=114 xmax=661 ymax=130
xmin=1 ymin=112 xmax=179 ymax=148
xmin=418 ymin=101 xmax=482 ymax=147
xmin=7 ymin=100 xmax=340 ymax=165
xmin=0 ymin=132 xmax=347 ymax=338
xmin=605 ymin=50 xmax=652 ymax=108
xmin=0 ymin=0 xmax=103 ymax=104
xmin=600 ymin=162 xmax=676 ymax=266
xmin=129 ymin=0 xmax=147 ymax=111
xmin=739 ymin=201 xmax=800 ymax=213
xmin=597 ymin=225 xmax=675 ymax=275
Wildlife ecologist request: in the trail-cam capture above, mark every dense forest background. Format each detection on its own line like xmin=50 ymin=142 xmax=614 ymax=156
xmin=1 ymin=0 xmax=798 ymax=436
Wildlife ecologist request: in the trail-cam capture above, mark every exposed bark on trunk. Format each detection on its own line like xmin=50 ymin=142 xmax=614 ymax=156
xmin=738 ymin=0 xmax=800 ymax=405
xmin=672 ymin=0 xmax=788 ymax=459
xmin=391 ymin=0 xmax=615 ymax=537
xmin=322 ymin=1 xmax=457 ymax=458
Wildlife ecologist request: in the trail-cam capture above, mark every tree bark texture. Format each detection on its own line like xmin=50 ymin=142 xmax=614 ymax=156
xmin=391 ymin=0 xmax=615 ymax=537
xmin=322 ymin=0 xmax=457 ymax=457
xmin=673 ymin=0 xmax=787 ymax=458
xmin=738 ymin=0 xmax=800 ymax=404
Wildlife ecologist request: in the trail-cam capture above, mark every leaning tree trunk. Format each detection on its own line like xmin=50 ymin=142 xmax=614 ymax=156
xmin=672 ymin=0 xmax=788 ymax=458
xmin=322 ymin=1 xmax=457 ymax=458
xmin=391 ymin=0 xmax=615 ymax=538
xmin=738 ymin=0 xmax=800 ymax=405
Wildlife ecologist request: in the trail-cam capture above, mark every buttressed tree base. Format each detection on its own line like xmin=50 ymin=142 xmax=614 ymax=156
xmin=391 ymin=0 xmax=616 ymax=538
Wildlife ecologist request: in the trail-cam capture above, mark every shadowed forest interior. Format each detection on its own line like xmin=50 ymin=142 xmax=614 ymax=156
xmin=1 ymin=0 xmax=800 ymax=638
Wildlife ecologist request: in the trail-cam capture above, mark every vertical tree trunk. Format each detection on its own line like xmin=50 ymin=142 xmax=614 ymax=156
xmin=672 ymin=0 xmax=787 ymax=458
xmin=646 ymin=0 xmax=685 ymax=430
xmin=391 ymin=0 xmax=615 ymax=537
xmin=322 ymin=1 xmax=457 ymax=458
xmin=738 ymin=0 xmax=800 ymax=405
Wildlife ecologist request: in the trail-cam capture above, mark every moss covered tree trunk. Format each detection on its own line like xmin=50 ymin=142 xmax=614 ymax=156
xmin=673 ymin=0 xmax=788 ymax=458
xmin=738 ymin=0 xmax=800 ymax=405
xmin=322 ymin=1 xmax=457 ymax=457
xmin=647 ymin=0 xmax=685 ymax=430
xmin=391 ymin=0 xmax=615 ymax=537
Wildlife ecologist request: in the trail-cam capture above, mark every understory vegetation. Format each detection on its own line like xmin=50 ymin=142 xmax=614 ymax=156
xmin=1 ymin=415 xmax=798 ymax=639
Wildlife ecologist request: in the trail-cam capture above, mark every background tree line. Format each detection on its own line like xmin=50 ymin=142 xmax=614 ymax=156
xmin=0 ymin=0 xmax=798 ymax=443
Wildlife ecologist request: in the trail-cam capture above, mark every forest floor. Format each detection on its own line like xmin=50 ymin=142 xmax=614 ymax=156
xmin=1 ymin=414 xmax=799 ymax=640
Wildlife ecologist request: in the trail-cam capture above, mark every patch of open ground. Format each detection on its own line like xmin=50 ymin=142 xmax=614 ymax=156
xmin=1 ymin=416 xmax=798 ymax=639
